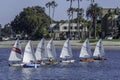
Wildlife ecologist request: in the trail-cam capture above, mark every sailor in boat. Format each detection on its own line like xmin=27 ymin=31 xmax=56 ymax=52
xmin=48 ymin=57 xmax=58 ymax=64
xmin=60 ymin=57 xmax=66 ymax=62
xmin=36 ymin=60 xmax=42 ymax=64
xmin=36 ymin=59 xmax=49 ymax=65
xmin=30 ymin=60 xmax=34 ymax=64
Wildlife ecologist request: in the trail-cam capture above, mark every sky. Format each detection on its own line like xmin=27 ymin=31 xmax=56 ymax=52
xmin=0 ymin=0 xmax=119 ymax=26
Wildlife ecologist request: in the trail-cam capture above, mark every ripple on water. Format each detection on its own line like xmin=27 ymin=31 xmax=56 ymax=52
xmin=0 ymin=48 xmax=120 ymax=80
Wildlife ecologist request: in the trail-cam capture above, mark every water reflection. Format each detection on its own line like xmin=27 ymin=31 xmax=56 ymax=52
xmin=21 ymin=68 xmax=33 ymax=80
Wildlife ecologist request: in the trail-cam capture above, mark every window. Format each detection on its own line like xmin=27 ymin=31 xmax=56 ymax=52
xmin=64 ymin=26 xmax=67 ymax=29
xmin=75 ymin=26 xmax=77 ymax=29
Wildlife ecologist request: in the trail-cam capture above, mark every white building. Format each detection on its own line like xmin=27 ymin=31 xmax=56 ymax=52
xmin=50 ymin=23 xmax=88 ymax=40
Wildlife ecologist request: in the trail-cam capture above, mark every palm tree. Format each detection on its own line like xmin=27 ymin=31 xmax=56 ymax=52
xmin=67 ymin=7 xmax=76 ymax=39
xmin=51 ymin=1 xmax=58 ymax=19
xmin=77 ymin=0 xmax=80 ymax=39
xmin=51 ymin=1 xmax=58 ymax=38
xmin=46 ymin=2 xmax=52 ymax=20
xmin=46 ymin=2 xmax=52 ymax=37
xmin=45 ymin=1 xmax=58 ymax=37
xmin=108 ymin=9 xmax=116 ymax=37
xmin=66 ymin=0 xmax=75 ymax=8
xmin=75 ymin=8 xmax=83 ymax=39
xmin=76 ymin=8 xmax=84 ymax=39
xmin=86 ymin=3 xmax=102 ymax=39
xmin=66 ymin=0 xmax=75 ymax=39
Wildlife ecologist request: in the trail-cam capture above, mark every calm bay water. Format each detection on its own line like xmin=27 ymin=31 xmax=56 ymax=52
xmin=0 ymin=48 xmax=120 ymax=80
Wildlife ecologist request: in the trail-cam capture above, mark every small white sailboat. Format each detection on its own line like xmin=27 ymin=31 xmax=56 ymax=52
xmin=22 ymin=40 xmax=40 ymax=68
xmin=93 ymin=39 xmax=106 ymax=60
xmin=79 ymin=39 xmax=94 ymax=62
xmin=35 ymin=38 xmax=50 ymax=65
xmin=60 ymin=39 xmax=75 ymax=63
xmin=46 ymin=38 xmax=58 ymax=64
xmin=8 ymin=39 xmax=23 ymax=66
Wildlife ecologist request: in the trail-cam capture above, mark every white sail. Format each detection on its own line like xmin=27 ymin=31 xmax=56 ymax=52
xmin=35 ymin=38 xmax=48 ymax=60
xmin=60 ymin=39 xmax=73 ymax=59
xmin=79 ymin=39 xmax=92 ymax=58
xmin=8 ymin=39 xmax=22 ymax=61
xmin=22 ymin=40 xmax=36 ymax=63
xmin=93 ymin=39 xmax=105 ymax=57
xmin=46 ymin=38 xmax=57 ymax=60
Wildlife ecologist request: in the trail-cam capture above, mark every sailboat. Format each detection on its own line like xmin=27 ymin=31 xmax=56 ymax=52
xmin=60 ymin=38 xmax=75 ymax=63
xmin=79 ymin=39 xmax=94 ymax=62
xmin=35 ymin=38 xmax=50 ymax=65
xmin=46 ymin=38 xmax=58 ymax=64
xmin=22 ymin=40 xmax=40 ymax=68
xmin=93 ymin=39 xmax=106 ymax=60
xmin=8 ymin=39 xmax=23 ymax=67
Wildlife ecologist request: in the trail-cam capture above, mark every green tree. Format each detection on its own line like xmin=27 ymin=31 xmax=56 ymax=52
xmin=11 ymin=6 xmax=51 ymax=40
xmin=117 ymin=15 xmax=120 ymax=38
xmin=102 ymin=9 xmax=116 ymax=38
xmin=2 ymin=23 xmax=12 ymax=37
xmin=86 ymin=3 xmax=102 ymax=39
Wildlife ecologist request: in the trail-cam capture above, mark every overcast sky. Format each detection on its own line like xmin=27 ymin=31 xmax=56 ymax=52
xmin=0 ymin=0 xmax=119 ymax=26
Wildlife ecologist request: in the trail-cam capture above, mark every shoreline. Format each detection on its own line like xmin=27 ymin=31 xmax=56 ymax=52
xmin=0 ymin=40 xmax=120 ymax=50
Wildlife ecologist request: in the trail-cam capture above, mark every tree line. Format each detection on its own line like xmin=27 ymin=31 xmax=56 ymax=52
xmin=0 ymin=0 xmax=120 ymax=40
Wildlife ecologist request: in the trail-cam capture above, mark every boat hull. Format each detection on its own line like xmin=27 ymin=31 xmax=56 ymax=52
xmin=9 ymin=63 xmax=24 ymax=67
xmin=23 ymin=63 xmax=40 ymax=68
xmin=50 ymin=61 xmax=58 ymax=64
xmin=61 ymin=59 xmax=75 ymax=63
xmin=80 ymin=59 xmax=94 ymax=62
xmin=94 ymin=57 xmax=107 ymax=61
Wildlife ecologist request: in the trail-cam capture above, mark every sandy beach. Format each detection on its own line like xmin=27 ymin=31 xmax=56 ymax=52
xmin=0 ymin=40 xmax=120 ymax=50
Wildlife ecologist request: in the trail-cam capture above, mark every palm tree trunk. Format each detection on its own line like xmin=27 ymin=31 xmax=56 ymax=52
xmin=68 ymin=0 xmax=72 ymax=39
xmin=89 ymin=21 xmax=92 ymax=38
xmin=93 ymin=17 xmax=97 ymax=39
xmin=48 ymin=6 xmax=52 ymax=37
xmin=77 ymin=0 xmax=80 ymax=39
xmin=68 ymin=13 xmax=71 ymax=39
xmin=52 ymin=7 xmax=55 ymax=19
xmin=95 ymin=18 xmax=97 ymax=39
